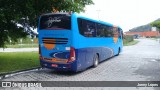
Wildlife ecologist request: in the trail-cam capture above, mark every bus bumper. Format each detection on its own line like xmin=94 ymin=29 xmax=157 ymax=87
xmin=40 ymin=60 xmax=78 ymax=72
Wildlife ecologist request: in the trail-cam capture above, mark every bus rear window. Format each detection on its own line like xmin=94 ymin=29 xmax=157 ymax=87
xmin=40 ymin=14 xmax=71 ymax=30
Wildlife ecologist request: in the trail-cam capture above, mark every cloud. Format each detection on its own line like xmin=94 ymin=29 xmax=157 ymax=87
xmin=81 ymin=0 xmax=160 ymax=31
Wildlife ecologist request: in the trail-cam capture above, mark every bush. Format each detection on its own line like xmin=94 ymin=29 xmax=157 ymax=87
xmin=6 ymin=37 xmax=38 ymax=45
xmin=123 ymin=35 xmax=134 ymax=44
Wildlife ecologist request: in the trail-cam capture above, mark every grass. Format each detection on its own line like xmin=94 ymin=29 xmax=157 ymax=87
xmin=0 ymin=52 xmax=40 ymax=74
xmin=149 ymin=38 xmax=157 ymax=40
xmin=123 ymin=40 xmax=139 ymax=46
xmin=6 ymin=44 xmax=38 ymax=48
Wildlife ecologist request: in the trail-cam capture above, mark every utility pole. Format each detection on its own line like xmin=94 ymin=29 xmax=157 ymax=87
xmin=96 ymin=10 xmax=101 ymax=20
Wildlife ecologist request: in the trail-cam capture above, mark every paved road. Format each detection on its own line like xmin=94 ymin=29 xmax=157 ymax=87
xmin=1 ymin=38 xmax=160 ymax=90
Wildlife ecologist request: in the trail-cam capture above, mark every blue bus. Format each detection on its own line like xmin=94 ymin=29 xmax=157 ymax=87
xmin=38 ymin=12 xmax=123 ymax=72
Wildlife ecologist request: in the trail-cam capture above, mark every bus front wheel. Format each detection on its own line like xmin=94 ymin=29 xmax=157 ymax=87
xmin=93 ymin=54 xmax=99 ymax=67
xmin=116 ymin=48 xmax=120 ymax=56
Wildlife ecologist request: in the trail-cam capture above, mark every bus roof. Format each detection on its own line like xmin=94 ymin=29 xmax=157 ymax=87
xmin=40 ymin=12 xmax=71 ymax=16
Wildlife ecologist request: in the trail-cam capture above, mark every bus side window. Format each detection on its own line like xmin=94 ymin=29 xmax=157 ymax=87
xmin=85 ymin=20 xmax=96 ymax=37
xmin=104 ymin=25 xmax=112 ymax=37
xmin=118 ymin=28 xmax=121 ymax=38
xmin=97 ymin=24 xmax=103 ymax=37
xmin=97 ymin=24 xmax=108 ymax=37
xmin=113 ymin=27 xmax=118 ymax=38
xmin=78 ymin=18 xmax=83 ymax=35
xmin=78 ymin=18 xmax=96 ymax=37
xmin=101 ymin=25 xmax=106 ymax=37
xmin=107 ymin=27 xmax=114 ymax=37
xmin=97 ymin=24 xmax=113 ymax=37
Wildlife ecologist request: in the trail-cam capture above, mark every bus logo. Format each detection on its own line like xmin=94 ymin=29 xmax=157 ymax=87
xmin=47 ymin=17 xmax=61 ymax=27
xmin=43 ymin=38 xmax=56 ymax=50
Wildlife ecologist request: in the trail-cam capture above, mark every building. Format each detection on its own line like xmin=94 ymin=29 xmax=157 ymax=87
xmin=125 ymin=31 xmax=160 ymax=38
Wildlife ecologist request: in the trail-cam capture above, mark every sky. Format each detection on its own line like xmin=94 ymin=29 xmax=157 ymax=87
xmin=81 ymin=0 xmax=160 ymax=32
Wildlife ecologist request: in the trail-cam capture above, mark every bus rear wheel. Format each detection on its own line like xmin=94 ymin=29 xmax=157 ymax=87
xmin=93 ymin=54 xmax=99 ymax=67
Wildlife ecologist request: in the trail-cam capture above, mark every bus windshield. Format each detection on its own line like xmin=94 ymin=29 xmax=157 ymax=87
xmin=39 ymin=14 xmax=71 ymax=30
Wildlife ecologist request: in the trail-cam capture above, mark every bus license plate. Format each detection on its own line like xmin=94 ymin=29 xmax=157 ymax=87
xmin=51 ymin=64 xmax=58 ymax=67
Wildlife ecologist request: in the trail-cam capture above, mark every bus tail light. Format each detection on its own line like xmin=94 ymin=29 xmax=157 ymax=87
xmin=39 ymin=44 xmax=42 ymax=60
xmin=67 ymin=47 xmax=76 ymax=63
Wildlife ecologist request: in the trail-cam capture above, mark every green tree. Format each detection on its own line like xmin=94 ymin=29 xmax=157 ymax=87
xmin=150 ymin=20 xmax=160 ymax=32
xmin=0 ymin=0 xmax=94 ymax=48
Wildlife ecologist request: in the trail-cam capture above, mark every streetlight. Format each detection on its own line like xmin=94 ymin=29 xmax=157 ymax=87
xmin=31 ymin=39 xmax=33 ymax=47
xmin=3 ymin=30 xmax=8 ymax=51
xmin=10 ymin=40 xmax=12 ymax=46
xmin=20 ymin=39 xmax=22 ymax=48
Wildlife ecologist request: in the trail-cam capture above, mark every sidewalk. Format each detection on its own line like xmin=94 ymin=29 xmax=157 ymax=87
xmin=0 ymin=48 xmax=38 ymax=52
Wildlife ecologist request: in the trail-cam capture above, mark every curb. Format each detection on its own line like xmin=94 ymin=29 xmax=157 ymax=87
xmin=0 ymin=67 xmax=43 ymax=80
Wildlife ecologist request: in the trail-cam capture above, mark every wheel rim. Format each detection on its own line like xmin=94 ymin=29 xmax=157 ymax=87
xmin=94 ymin=56 xmax=98 ymax=66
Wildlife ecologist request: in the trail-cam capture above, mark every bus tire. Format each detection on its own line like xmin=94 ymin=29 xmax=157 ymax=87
xmin=116 ymin=48 xmax=120 ymax=56
xmin=93 ymin=54 xmax=99 ymax=67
